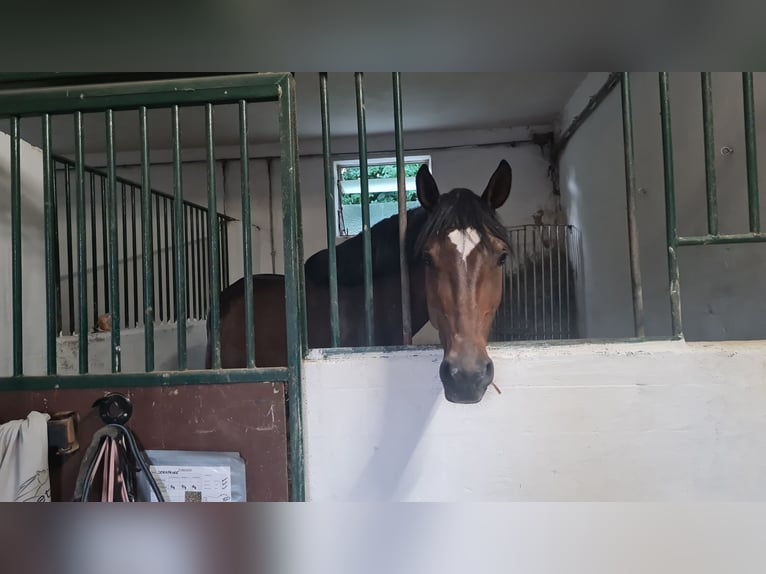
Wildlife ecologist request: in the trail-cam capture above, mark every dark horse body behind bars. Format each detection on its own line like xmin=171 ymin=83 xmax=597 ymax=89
xmin=207 ymin=161 xmax=513 ymax=404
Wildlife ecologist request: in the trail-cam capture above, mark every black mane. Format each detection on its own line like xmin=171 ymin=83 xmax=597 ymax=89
xmin=305 ymin=188 xmax=509 ymax=287
xmin=304 ymin=207 xmax=429 ymax=286
xmin=413 ymin=188 xmax=511 ymax=256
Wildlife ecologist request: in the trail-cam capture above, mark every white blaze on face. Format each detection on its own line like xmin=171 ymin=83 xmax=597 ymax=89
xmin=447 ymin=227 xmax=481 ymax=264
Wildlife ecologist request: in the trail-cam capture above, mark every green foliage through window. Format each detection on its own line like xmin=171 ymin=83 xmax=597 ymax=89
xmin=339 ymin=162 xmax=424 ymax=206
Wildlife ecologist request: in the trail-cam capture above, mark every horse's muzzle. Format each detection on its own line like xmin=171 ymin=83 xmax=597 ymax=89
xmin=439 ymin=357 xmax=494 ymax=404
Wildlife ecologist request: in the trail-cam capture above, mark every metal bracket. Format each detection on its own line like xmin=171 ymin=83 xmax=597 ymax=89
xmin=92 ymin=393 xmax=133 ymax=426
xmin=47 ymin=411 xmax=80 ymax=455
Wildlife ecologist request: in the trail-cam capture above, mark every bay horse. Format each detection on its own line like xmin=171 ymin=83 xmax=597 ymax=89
xmin=208 ymin=159 xmax=512 ymax=404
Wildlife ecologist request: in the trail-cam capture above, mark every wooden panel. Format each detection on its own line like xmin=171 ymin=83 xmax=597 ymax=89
xmin=0 ymin=382 xmax=287 ymax=501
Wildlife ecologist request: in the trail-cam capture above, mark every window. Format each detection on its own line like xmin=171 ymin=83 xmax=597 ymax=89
xmin=334 ymin=155 xmax=432 ymax=237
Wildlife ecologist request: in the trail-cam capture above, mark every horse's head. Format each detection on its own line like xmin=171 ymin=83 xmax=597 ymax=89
xmin=415 ymin=160 xmax=512 ymax=404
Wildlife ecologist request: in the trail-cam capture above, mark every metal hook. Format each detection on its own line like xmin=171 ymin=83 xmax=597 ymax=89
xmin=92 ymin=393 xmax=133 ymax=426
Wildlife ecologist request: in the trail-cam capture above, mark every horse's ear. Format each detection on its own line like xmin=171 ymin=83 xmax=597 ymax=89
xmin=416 ymin=164 xmax=439 ymax=211
xmin=481 ymin=159 xmax=512 ymax=209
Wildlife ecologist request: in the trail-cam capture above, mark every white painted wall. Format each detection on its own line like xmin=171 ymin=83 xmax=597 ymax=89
xmin=302 ymin=340 xmax=766 ymax=501
xmin=57 ymin=321 xmax=208 ymax=374
xmin=0 ymin=132 xmax=48 ymax=376
xmin=560 ymin=72 xmax=766 ymax=341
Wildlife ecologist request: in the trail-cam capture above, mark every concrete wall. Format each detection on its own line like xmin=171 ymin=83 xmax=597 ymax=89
xmin=302 ymin=339 xmax=766 ymax=501
xmin=0 ymin=132 xmax=48 ymax=376
xmin=560 ymin=72 xmax=766 ymax=341
xmin=56 ymin=321 xmax=208 ymax=375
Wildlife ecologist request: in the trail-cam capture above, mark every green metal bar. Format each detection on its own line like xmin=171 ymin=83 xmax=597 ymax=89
xmin=205 ymin=104 xmax=222 ymax=369
xmin=156 ymin=196 xmax=164 ymax=322
xmin=171 ymin=105 xmax=188 ymax=369
xmin=239 ymin=100 xmax=256 ymax=367
xmin=742 ymin=72 xmax=760 ymax=233
xmin=42 ymin=115 xmax=58 ymax=374
xmin=52 ymin=171 xmax=62 ymax=336
xmin=0 ymin=367 xmax=289 ymax=392
xmin=10 ymin=117 xmax=22 ymax=376
xmin=319 ymin=73 xmax=340 ymax=347
xmin=279 ymin=74 xmax=305 ymax=502
xmin=122 ymin=183 xmax=130 ymax=328
xmin=163 ymin=198 xmax=171 ymax=322
xmin=659 ymin=73 xmax=683 ymax=339
xmin=74 ymin=111 xmax=88 ymax=373
xmin=131 ymin=186 xmax=139 ymax=327
xmin=619 ymin=73 xmax=645 ymax=339
xmin=701 ymin=72 xmax=719 ymax=236
xmin=354 ymin=72 xmax=374 ymax=346
xmin=677 ymin=233 xmax=766 ymax=245
xmin=139 ymin=107 xmax=155 ymax=372
xmin=64 ymin=164 xmax=74 ymax=334
xmin=52 ymin=153 xmax=234 ymax=220
xmin=100 ymin=178 xmax=109 ymax=312
xmin=392 ymin=72 xmax=412 ymax=345
xmin=90 ymin=174 xmax=99 ymax=324
xmin=105 ymin=109 xmax=122 ymax=372
xmin=0 ymin=73 xmax=288 ymax=117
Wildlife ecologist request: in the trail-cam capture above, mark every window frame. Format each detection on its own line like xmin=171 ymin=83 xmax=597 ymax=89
xmin=333 ymin=154 xmax=432 ymax=237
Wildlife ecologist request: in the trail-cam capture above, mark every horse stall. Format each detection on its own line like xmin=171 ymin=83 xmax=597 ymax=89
xmin=1 ymin=73 xmax=765 ymax=502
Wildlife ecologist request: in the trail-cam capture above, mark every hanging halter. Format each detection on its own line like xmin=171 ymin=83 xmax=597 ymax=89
xmin=72 ymin=394 xmax=165 ymax=502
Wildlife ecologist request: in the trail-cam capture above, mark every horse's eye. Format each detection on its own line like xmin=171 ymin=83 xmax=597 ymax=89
xmin=497 ymin=252 xmax=508 ymax=266
xmin=423 ymin=253 xmax=433 ymax=267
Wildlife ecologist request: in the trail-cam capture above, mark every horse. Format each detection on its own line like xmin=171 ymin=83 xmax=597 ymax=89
xmin=207 ymin=159 xmax=512 ymax=404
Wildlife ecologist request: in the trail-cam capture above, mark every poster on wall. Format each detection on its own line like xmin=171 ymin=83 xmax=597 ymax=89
xmin=137 ymin=450 xmax=246 ymax=502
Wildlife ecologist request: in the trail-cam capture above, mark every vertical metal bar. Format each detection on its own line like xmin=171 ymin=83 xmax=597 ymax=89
xmin=205 ymin=103 xmax=222 ymax=369
xmin=202 ymin=209 xmax=209 ymax=317
xmin=10 ymin=117 xmax=23 ymax=376
xmin=279 ymin=75 xmax=305 ymax=502
xmin=392 ymin=72 xmax=412 ymax=345
xmin=354 ymin=72 xmax=375 ymax=346
xmin=100 ymin=178 xmax=109 ymax=312
xmin=620 ymin=72 xmax=646 ymax=338
xmin=659 ymin=72 xmax=683 ymax=338
xmin=523 ymin=226 xmax=528 ymax=335
xmin=52 ymin=169 xmax=62 ymax=336
xmin=64 ymin=164 xmax=75 ymax=335
xmin=105 ymin=109 xmax=121 ymax=372
xmin=540 ymin=227 xmax=546 ymax=338
xmin=171 ymin=105 xmax=187 ymax=369
xmin=557 ymin=226 xmax=562 ymax=339
xmin=196 ymin=208 xmax=203 ymax=319
xmin=155 ymin=195 xmax=164 ymax=322
xmin=565 ymin=226 xmax=571 ymax=338
xmin=163 ymin=198 xmax=170 ymax=323
xmin=222 ymin=220 xmax=230 ymax=287
xmin=319 ymin=74 xmax=341 ymax=347
xmin=701 ymin=72 xmax=719 ymax=236
xmin=743 ymin=72 xmax=760 ymax=233
xmin=121 ymin=183 xmax=129 ymax=328
xmin=190 ymin=207 xmax=198 ymax=320
xmin=548 ymin=226 xmax=554 ymax=339
xmin=514 ymin=229 xmax=527 ymax=338
xmin=237 ymin=101 xmax=256 ymax=367
xmin=90 ymin=173 xmax=98 ymax=327
xmin=42 ymin=115 xmax=58 ymax=375
xmin=140 ymin=107 xmax=154 ymax=371
xmin=74 ymin=111 xmax=88 ymax=373
xmin=532 ymin=228 xmax=538 ymax=339
xmin=131 ymin=186 xmax=139 ymax=328
xmin=185 ymin=206 xmax=192 ymax=319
